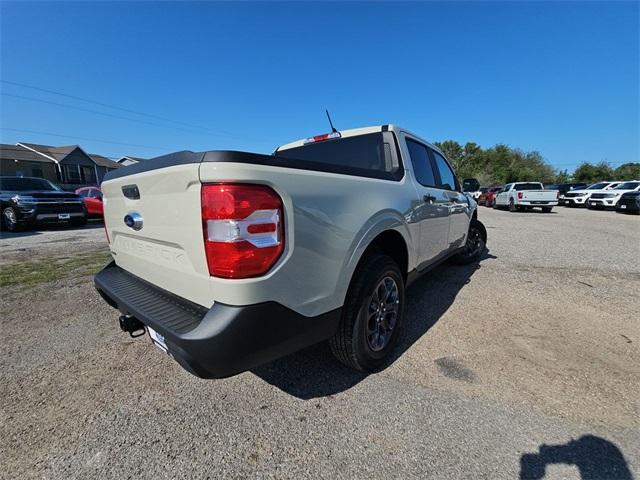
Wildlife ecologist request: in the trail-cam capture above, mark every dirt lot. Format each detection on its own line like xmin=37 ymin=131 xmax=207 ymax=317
xmin=1 ymin=208 xmax=638 ymax=479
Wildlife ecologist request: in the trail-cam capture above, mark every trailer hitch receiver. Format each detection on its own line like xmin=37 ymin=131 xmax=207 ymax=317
xmin=119 ymin=315 xmax=146 ymax=338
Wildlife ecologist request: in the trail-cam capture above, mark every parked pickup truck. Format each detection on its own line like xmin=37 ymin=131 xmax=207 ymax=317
xmin=0 ymin=176 xmax=87 ymax=231
xmin=494 ymin=182 xmax=558 ymax=212
xmin=94 ymin=125 xmax=487 ymax=378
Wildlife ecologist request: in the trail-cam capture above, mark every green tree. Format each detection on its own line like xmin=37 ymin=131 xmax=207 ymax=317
xmin=614 ymin=163 xmax=640 ymax=180
xmin=572 ymin=162 xmax=615 ymax=183
xmin=555 ymin=169 xmax=570 ymax=183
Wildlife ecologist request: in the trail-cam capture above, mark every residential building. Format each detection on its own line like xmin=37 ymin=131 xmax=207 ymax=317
xmin=0 ymin=142 xmax=120 ymax=189
xmin=0 ymin=144 xmax=58 ymax=180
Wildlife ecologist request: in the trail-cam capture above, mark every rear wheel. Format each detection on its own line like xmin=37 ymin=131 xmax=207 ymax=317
xmin=330 ymin=254 xmax=405 ymax=372
xmin=509 ymin=199 xmax=517 ymax=212
xmin=452 ymin=218 xmax=487 ymax=265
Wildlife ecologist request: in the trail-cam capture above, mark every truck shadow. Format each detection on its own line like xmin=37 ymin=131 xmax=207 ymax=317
xmin=519 ymin=435 xmax=633 ymax=480
xmin=251 ymin=249 xmax=496 ymax=399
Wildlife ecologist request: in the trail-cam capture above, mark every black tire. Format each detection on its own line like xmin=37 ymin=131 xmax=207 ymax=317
xmin=452 ymin=218 xmax=487 ymax=265
xmin=509 ymin=199 xmax=517 ymax=212
xmin=1 ymin=207 xmax=22 ymax=232
xmin=330 ymin=254 xmax=405 ymax=372
xmin=541 ymin=207 xmax=552 ymax=213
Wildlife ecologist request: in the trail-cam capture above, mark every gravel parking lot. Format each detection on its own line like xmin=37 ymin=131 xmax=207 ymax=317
xmin=1 ymin=208 xmax=638 ymax=479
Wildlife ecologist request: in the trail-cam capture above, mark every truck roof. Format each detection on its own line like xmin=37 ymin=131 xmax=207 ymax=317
xmin=275 ymin=124 xmax=444 ymax=157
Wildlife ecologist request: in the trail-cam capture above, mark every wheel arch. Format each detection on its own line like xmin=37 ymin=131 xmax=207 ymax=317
xmin=335 ymin=211 xmax=415 ymax=308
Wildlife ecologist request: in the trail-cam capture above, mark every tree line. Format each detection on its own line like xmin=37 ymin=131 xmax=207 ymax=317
xmin=433 ymin=140 xmax=640 ymax=186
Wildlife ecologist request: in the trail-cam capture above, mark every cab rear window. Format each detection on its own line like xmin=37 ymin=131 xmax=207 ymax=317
xmin=276 ymin=132 xmax=402 ymax=179
xmin=514 ymin=183 xmax=543 ymax=191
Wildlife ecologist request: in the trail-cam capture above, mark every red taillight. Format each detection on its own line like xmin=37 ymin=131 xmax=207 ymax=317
xmin=201 ymin=183 xmax=284 ymax=279
xmin=518 ymin=192 xmax=523 ymax=200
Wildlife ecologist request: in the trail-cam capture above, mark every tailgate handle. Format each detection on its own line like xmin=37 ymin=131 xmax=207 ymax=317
xmin=122 ymin=184 xmax=140 ymax=200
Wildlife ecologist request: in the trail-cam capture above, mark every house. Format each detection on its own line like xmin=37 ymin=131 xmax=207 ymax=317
xmin=0 ymin=142 xmax=121 ymax=189
xmin=117 ymin=155 xmax=146 ymax=166
xmin=0 ymin=144 xmax=59 ymax=181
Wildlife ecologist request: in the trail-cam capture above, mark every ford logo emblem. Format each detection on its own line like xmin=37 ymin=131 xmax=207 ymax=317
xmin=124 ymin=212 xmax=143 ymax=231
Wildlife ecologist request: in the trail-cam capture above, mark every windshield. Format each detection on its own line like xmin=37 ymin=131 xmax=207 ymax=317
xmin=613 ymin=181 xmax=640 ymax=190
xmin=587 ymin=182 xmax=609 ymax=190
xmin=0 ymin=177 xmax=62 ymax=191
xmin=514 ymin=183 xmax=543 ymax=191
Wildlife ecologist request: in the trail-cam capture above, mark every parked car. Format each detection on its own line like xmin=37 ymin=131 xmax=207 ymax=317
xmin=462 ymin=178 xmax=480 ymax=194
xmin=587 ymin=181 xmax=640 ymax=210
xmin=94 ymin=125 xmax=487 ymax=379
xmin=548 ymin=183 xmax=588 ymax=205
xmin=0 ymin=176 xmax=87 ymax=231
xmin=560 ymin=181 xmax=622 ymax=207
xmin=493 ymin=182 xmax=558 ymax=212
xmin=479 ymin=186 xmax=502 ymax=207
xmin=75 ymin=186 xmax=104 ymax=217
xmin=616 ymin=190 xmax=640 ymax=214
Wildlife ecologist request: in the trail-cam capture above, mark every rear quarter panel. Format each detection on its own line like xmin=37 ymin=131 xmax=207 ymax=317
xmin=198 ymin=162 xmax=418 ymax=317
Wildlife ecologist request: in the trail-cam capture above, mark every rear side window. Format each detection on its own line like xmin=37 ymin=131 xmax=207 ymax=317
xmin=615 ymin=182 xmax=640 ymax=190
xmin=431 ymin=150 xmax=458 ymax=191
xmin=406 ymin=139 xmax=436 ymax=187
xmin=514 ymin=183 xmax=543 ymax=191
xmin=276 ymin=132 xmax=401 ymax=178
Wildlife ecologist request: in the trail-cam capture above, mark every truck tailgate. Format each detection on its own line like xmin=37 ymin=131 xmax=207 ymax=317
xmin=102 ymin=163 xmax=212 ymax=308
xmin=521 ymin=190 xmax=557 ymax=201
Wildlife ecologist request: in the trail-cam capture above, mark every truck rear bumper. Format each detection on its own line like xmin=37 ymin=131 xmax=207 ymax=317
xmin=95 ymin=262 xmax=341 ymax=378
xmin=518 ymin=201 xmax=558 ymax=206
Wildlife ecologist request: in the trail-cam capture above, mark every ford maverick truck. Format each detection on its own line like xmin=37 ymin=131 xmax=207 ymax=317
xmin=94 ymin=125 xmax=487 ymax=378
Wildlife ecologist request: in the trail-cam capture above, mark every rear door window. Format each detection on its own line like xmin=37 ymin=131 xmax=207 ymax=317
xmin=406 ymin=139 xmax=437 ymax=187
xmin=430 ymin=150 xmax=458 ymax=191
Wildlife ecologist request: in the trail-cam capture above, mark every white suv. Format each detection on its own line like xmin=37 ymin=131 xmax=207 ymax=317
xmin=561 ymin=181 xmax=622 ymax=207
xmin=587 ymin=181 xmax=640 ymax=209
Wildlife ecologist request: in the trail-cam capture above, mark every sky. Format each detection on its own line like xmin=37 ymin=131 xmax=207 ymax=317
xmin=0 ymin=1 xmax=638 ymax=172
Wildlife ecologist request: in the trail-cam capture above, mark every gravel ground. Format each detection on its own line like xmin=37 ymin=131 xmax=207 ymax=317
xmin=1 ymin=207 xmax=638 ymax=479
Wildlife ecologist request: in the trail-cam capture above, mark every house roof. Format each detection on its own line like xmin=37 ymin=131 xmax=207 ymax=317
xmin=18 ymin=142 xmax=78 ymax=162
xmin=18 ymin=142 xmax=120 ymax=168
xmin=0 ymin=144 xmax=55 ymax=163
xmin=89 ymin=153 xmax=120 ymax=168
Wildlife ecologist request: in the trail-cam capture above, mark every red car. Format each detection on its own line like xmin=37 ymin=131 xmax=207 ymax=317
xmin=478 ymin=186 xmax=502 ymax=207
xmin=75 ymin=186 xmax=103 ymax=217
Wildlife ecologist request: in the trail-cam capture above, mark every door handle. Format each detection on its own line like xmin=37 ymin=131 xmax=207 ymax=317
xmin=423 ymin=194 xmax=436 ymax=203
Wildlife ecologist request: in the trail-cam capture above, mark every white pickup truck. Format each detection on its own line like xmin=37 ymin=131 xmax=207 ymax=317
xmin=94 ymin=125 xmax=487 ymax=378
xmin=494 ymin=182 xmax=558 ymax=212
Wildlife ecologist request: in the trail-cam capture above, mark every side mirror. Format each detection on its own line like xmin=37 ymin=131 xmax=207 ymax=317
xmin=462 ymin=178 xmax=480 ymax=193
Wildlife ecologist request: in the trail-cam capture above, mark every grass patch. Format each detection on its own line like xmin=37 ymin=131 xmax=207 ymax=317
xmin=0 ymin=250 xmax=112 ymax=288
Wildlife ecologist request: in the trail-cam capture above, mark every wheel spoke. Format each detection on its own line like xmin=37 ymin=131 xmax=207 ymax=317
xmin=364 ymin=275 xmax=402 ymax=352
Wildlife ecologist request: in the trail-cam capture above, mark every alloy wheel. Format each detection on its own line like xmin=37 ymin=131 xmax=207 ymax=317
xmin=365 ymin=276 xmax=400 ymax=352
